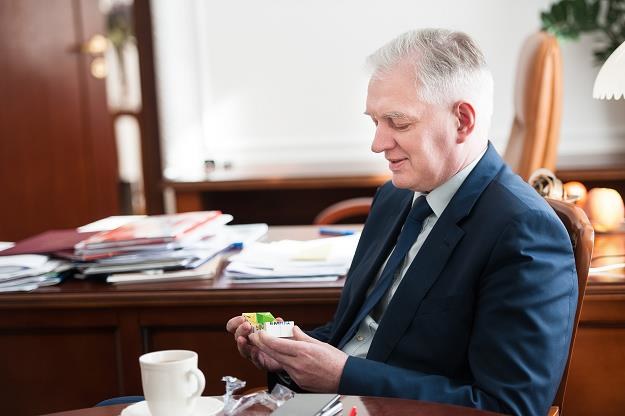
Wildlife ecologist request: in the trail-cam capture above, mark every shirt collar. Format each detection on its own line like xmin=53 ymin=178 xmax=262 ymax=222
xmin=413 ymin=147 xmax=488 ymax=218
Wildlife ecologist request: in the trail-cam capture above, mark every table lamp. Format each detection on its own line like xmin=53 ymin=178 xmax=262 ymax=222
xmin=593 ymin=40 xmax=625 ymax=99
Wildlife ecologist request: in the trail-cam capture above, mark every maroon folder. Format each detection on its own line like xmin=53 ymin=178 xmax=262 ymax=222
xmin=0 ymin=229 xmax=97 ymax=256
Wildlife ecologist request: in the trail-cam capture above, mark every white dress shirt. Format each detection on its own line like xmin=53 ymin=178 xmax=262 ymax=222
xmin=342 ymin=149 xmax=487 ymax=358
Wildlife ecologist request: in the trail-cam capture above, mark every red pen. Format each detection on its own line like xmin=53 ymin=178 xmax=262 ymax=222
xmin=348 ymin=406 xmax=358 ymax=416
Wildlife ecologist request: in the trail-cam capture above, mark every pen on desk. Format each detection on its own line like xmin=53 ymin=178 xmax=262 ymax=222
xmin=348 ymin=406 xmax=358 ymax=416
xmin=317 ymin=394 xmax=342 ymax=416
xmin=319 ymin=228 xmax=355 ymax=236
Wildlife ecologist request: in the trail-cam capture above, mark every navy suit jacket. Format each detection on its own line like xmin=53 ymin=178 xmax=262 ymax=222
xmin=308 ymin=144 xmax=577 ymax=416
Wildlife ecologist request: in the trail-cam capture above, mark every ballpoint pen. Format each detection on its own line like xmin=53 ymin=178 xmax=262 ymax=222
xmin=319 ymin=228 xmax=355 ymax=236
xmin=316 ymin=394 xmax=341 ymax=416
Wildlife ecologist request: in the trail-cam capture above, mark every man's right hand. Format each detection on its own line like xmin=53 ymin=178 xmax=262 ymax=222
xmin=226 ymin=315 xmax=284 ymax=372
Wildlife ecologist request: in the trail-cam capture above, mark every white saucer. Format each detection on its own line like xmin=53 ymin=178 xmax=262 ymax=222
xmin=121 ymin=397 xmax=224 ymax=416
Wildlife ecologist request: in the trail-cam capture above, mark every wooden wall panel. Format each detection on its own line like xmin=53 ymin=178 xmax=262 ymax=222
xmin=134 ymin=0 xmax=165 ymax=215
xmin=0 ymin=0 xmax=118 ymax=241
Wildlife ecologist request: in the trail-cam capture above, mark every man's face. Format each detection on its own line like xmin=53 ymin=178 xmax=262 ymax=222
xmin=365 ymin=64 xmax=461 ymax=193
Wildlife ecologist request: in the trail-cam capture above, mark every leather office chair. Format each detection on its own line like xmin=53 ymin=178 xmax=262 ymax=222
xmin=545 ymin=198 xmax=594 ymax=416
xmin=313 ymin=197 xmax=374 ymax=225
xmin=504 ymin=31 xmax=563 ymax=181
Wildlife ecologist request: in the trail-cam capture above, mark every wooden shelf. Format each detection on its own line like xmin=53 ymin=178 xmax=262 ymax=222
xmin=165 ymin=174 xmax=389 ymax=192
xmin=556 ymin=153 xmax=625 ymax=182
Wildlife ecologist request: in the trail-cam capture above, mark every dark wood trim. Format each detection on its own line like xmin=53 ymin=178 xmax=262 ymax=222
xmin=557 ymin=168 xmax=625 ymax=182
xmin=134 ymin=0 xmax=165 ymax=214
xmin=556 ymin=153 xmax=625 ymax=182
xmin=165 ymin=174 xmax=390 ymax=192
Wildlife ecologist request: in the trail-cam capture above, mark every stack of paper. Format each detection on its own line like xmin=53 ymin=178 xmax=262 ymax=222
xmin=225 ymin=233 xmax=360 ymax=283
xmin=106 ymin=256 xmax=222 ymax=284
xmin=0 ymin=255 xmax=71 ymax=292
xmin=74 ymin=211 xmax=232 ymax=258
xmin=104 ymin=223 xmax=269 ymax=284
xmin=66 ymin=211 xmax=235 ymax=276
xmin=0 ymin=215 xmax=270 ymax=287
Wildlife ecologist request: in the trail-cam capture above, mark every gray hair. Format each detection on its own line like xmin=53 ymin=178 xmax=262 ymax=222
xmin=367 ymin=28 xmax=494 ymax=133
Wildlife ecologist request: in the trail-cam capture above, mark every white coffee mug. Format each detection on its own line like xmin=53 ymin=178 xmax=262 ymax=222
xmin=139 ymin=350 xmax=206 ymax=416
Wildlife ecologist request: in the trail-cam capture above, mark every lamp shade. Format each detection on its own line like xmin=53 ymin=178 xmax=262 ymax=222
xmin=593 ymin=40 xmax=625 ymax=100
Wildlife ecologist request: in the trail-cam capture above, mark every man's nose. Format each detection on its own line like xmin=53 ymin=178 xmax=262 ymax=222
xmin=371 ymin=125 xmax=395 ymax=153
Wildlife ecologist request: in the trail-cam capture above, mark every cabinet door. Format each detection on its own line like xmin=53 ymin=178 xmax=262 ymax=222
xmin=0 ymin=0 xmax=118 ymax=241
xmin=0 ymin=309 xmax=125 ymax=416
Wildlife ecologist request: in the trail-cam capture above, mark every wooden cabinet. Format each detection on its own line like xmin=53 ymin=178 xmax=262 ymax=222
xmin=565 ymin=283 xmax=625 ymax=416
xmin=165 ymin=170 xmax=387 ymax=224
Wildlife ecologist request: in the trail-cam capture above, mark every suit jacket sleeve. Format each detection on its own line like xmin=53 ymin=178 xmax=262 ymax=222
xmin=338 ymin=208 xmax=577 ymax=416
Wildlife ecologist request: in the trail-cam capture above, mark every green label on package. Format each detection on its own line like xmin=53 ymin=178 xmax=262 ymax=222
xmin=242 ymin=312 xmax=276 ymax=330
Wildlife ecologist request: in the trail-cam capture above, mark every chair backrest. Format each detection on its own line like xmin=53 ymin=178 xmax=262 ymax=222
xmin=545 ymin=198 xmax=594 ymax=414
xmin=313 ymin=197 xmax=374 ymax=225
xmin=504 ymin=31 xmax=563 ymax=181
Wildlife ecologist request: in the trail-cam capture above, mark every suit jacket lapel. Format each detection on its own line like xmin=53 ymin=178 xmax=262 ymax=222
xmin=367 ymin=143 xmax=505 ymax=362
xmin=329 ymin=190 xmax=413 ymax=346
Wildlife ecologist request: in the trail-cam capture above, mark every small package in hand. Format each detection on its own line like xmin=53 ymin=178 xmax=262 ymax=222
xmin=242 ymin=312 xmax=275 ymax=331
xmin=263 ymin=321 xmax=294 ymax=338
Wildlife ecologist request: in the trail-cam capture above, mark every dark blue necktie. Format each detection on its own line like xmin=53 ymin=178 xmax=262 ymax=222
xmin=338 ymin=196 xmax=432 ymax=349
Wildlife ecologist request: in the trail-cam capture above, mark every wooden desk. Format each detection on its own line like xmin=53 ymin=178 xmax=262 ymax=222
xmin=0 ymin=226 xmax=349 ymax=416
xmin=41 ymin=395 xmax=505 ymax=416
xmin=1 ymin=226 xmax=625 ymax=416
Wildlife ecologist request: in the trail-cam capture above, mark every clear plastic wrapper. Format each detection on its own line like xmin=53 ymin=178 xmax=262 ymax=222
xmin=221 ymin=376 xmax=294 ymax=415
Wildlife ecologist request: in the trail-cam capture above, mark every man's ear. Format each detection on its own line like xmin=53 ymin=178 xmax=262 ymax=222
xmin=454 ymin=102 xmax=475 ymax=143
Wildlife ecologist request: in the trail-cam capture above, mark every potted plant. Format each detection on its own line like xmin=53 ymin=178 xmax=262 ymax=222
xmin=541 ymin=0 xmax=625 ymax=63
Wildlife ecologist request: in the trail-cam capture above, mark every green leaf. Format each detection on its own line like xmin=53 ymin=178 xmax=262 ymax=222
xmin=551 ymin=2 xmax=569 ymax=21
xmin=540 ymin=0 xmax=623 ymax=62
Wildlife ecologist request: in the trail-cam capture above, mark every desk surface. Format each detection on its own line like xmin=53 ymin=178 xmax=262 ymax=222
xmin=0 ymin=225 xmax=624 ymax=311
xmin=587 ymin=230 xmax=625 ymax=284
xmin=41 ymin=396 xmax=505 ymax=416
xmin=1 ymin=224 xmax=623 ymax=301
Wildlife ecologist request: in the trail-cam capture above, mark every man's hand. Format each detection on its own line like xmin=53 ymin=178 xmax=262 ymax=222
xmin=225 ymin=316 xmax=283 ymax=372
xmin=248 ymin=326 xmax=348 ymax=392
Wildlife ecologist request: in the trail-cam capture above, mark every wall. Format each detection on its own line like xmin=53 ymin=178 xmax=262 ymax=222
xmin=151 ymin=0 xmax=625 ymax=180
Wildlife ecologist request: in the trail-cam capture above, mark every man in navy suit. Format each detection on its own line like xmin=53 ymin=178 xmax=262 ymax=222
xmin=227 ymin=28 xmax=576 ymax=416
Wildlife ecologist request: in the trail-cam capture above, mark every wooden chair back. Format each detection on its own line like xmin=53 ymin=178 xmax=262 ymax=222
xmin=504 ymin=31 xmax=563 ymax=180
xmin=313 ymin=197 xmax=374 ymax=225
xmin=545 ymin=198 xmax=594 ymax=415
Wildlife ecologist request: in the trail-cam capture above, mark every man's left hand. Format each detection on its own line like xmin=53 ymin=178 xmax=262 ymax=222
xmin=248 ymin=326 xmax=348 ymax=392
